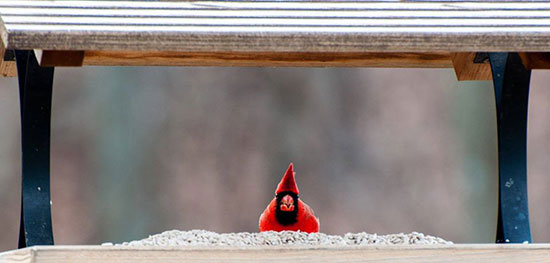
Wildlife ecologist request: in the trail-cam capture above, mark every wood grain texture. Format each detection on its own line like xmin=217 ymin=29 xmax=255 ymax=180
xmin=1 ymin=245 xmax=550 ymax=263
xmin=4 ymin=1 xmax=550 ymax=74
xmin=81 ymin=51 xmax=453 ymax=68
xmin=451 ymin=52 xmax=492 ymax=81
xmin=3 ymin=1 xmax=550 ymax=52
xmin=519 ymin=52 xmax=550 ymax=69
xmin=0 ymin=46 xmax=16 ymax=77
xmin=0 ymin=59 xmax=16 ymax=77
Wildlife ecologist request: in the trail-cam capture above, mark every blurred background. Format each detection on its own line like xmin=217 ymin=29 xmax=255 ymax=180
xmin=0 ymin=66 xmax=548 ymax=250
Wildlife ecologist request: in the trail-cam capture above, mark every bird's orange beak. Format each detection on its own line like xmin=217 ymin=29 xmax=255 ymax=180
xmin=280 ymin=194 xmax=295 ymax=212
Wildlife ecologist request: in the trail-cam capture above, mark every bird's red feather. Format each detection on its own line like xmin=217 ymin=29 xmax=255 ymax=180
xmin=259 ymin=199 xmax=319 ymax=233
xmin=259 ymin=163 xmax=319 ymax=233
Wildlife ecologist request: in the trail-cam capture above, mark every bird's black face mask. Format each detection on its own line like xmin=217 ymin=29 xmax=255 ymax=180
xmin=275 ymin=191 xmax=299 ymax=225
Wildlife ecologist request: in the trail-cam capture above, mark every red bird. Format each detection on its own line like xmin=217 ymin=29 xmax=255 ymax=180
xmin=259 ymin=163 xmax=319 ymax=233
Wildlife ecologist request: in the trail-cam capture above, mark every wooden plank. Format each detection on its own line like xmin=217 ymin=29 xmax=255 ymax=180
xmin=519 ymin=52 xmax=550 ymax=69
xmin=6 ymin=27 xmax=550 ymax=53
xmin=1 ymin=245 xmax=550 ymax=263
xmin=4 ymin=8 xmax=550 ymax=19
xmin=3 ymin=1 xmax=550 ymax=52
xmin=29 ymin=50 xmax=550 ymax=81
xmin=451 ymin=53 xmax=492 ymax=81
xmin=0 ymin=46 xmax=17 ymax=77
xmin=2 ymin=1 xmax=550 ymax=10
xmin=81 ymin=51 xmax=453 ymax=68
xmin=0 ymin=59 xmax=16 ymax=77
xmin=34 ymin=50 xmax=84 ymax=67
xmin=9 ymin=16 xmax=550 ymax=27
xmin=5 ymin=1 xmax=550 ymax=71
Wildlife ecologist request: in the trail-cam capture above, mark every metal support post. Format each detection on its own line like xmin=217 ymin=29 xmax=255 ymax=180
xmin=488 ymin=52 xmax=532 ymax=243
xmin=15 ymin=50 xmax=55 ymax=248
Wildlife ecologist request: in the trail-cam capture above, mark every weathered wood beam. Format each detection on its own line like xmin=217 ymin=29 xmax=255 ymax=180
xmin=0 ymin=245 xmax=549 ymax=263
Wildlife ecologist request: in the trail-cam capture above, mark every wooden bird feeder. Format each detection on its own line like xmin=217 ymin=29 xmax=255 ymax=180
xmin=0 ymin=0 xmax=549 ymax=262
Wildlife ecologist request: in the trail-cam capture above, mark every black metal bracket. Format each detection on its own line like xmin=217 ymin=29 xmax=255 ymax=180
xmin=4 ymin=49 xmax=15 ymax=61
xmin=15 ymin=50 xmax=55 ymax=248
xmin=488 ymin=52 xmax=532 ymax=243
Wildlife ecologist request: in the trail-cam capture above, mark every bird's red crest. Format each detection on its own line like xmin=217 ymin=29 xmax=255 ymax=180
xmin=275 ymin=163 xmax=300 ymax=194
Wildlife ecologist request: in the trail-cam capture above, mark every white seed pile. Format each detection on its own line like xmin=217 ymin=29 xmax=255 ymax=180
xmin=110 ymin=230 xmax=452 ymax=246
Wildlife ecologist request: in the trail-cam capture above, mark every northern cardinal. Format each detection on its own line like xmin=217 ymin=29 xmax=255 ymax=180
xmin=259 ymin=163 xmax=319 ymax=233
